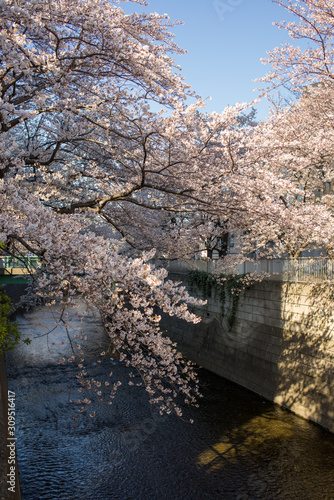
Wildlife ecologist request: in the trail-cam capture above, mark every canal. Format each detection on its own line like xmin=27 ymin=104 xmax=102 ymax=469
xmin=5 ymin=303 xmax=334 ymax=499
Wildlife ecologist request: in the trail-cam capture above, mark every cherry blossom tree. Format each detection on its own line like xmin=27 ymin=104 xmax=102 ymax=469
xmin=0 ymin=0 xmax=222 ymax=415
xmin=2 ymin=0 xmax=334 ymax=415
xmin=0 ymin=0 xmax=264 ymax=415
xmin=0 ymin=0 xmax=258 ymax=258
xmin=1 ymin=179 xmax=207 ymax=415
xmin=259 ymin=0 xmax=334 ymax=93
xmin=251 ymin=0 xmax=334 ymax=258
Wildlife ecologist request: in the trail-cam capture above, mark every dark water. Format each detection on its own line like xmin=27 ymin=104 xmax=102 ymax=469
xmin=5 ymin=304 xmax=334 ymax=500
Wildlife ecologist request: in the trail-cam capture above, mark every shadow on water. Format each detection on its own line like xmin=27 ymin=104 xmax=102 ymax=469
xmin=4 ymin=304 xmax=334 ymax=500
xmin=193 ymin=370 xmax=334 ymax=499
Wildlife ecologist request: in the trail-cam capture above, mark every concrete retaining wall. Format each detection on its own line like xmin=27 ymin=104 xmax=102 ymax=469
xmin=0 ymin=355 xmax=21 ymax=500
xmin=0 ymin=284 xmax=25 ymax=499
xmin=161 ymin=275 xmax=334 ymax=433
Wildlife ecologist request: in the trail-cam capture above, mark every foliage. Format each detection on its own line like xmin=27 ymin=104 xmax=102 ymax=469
xmin=0 ymin=286 xmax=30 ymax=353
xmin=186 ymin=270 xmax=254 ymax=331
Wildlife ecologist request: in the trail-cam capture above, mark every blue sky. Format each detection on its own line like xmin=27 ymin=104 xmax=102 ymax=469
xmin=121 ymin=0 xmax=303 ymax=121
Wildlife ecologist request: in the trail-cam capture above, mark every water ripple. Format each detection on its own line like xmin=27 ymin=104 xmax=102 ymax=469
xmin=5 ymin=305 xmax=334 ymax=500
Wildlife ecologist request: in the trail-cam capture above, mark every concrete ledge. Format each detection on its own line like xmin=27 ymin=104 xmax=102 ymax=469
xmin=0 ymin=354 xmax=21 ymax=499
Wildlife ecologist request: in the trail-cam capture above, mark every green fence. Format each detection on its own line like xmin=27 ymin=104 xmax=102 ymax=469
xmin=0 ymin=255 xmax=40 ymax=273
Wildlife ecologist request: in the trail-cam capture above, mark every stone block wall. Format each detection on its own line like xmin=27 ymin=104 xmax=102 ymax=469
xmin=161 ymin=274 xmax=334 ymax=433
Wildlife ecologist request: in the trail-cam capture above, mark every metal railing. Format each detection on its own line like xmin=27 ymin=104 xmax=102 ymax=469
xmin=0 ymin=255 xmax=40 ymax=275
xmin=2 ymin=254 xmax=333 ymax=282
xmin=159 ymin=257 xmax=334 ymax=283
xmin=281 ymin=258 xmax=334 ymax=282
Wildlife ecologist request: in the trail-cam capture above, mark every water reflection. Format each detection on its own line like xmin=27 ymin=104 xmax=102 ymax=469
xmin=5 ymin=304 xmax=334 ymax=500
xmin=198 ymin=413 xmax=296 ymax=469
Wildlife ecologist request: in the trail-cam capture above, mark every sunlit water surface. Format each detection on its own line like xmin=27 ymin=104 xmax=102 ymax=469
xmin=5 ymin=304 xmax=334 ymax=500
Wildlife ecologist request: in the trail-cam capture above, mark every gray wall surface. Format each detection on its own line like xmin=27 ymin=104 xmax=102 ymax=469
xmin=161 ymin=275 xmax=334 ymax=433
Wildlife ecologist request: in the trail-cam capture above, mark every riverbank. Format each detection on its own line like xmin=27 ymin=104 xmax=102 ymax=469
xmin=0 ymin=281 xmax=27 ymax=500
xmin=0 ymin=354 xmax=21 ymax=500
